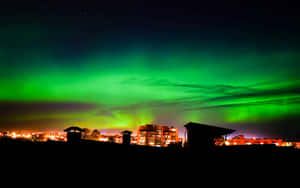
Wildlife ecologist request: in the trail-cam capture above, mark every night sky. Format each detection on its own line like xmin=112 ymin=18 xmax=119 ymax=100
xmin=1 ymin=1 xmax=300 ymax=138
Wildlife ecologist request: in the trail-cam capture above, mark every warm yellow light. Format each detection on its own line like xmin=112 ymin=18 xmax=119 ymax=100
xmin=11 ymin=132 xmax=16 ymax=139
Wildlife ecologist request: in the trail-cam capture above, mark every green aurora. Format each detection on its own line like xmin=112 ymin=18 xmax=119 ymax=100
xmin=1 ymin=7 xmax=300 ymax=137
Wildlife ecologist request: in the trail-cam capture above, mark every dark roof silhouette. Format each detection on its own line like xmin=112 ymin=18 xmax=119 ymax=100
xmin=121 ymin=130 xmax=132 ymax=134
xmin=184 ymin=122 xmax=235 ymax=137
xmin=64 ymin=126 xmax=84 ymax=132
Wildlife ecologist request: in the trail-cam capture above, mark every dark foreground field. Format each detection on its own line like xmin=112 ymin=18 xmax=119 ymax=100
xmin=1 ymin=137 xmax=299 ymax=173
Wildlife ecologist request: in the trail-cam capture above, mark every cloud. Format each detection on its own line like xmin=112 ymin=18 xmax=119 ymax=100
xmin=225 ymin=115 xmax=300 ymax=138
xmin=0 ymin=101 xmax=99 ymax=129
xmin=195 ymin=84 xmax=300 ymax=106
xmin=120 ymin=77 xmax=263 ymax=102
xmin=0 ymin=101 xmax=98 ymax=116
xmin=97 ymin=110 xmax=115 ymax=118
xmin=110 ymin=78 xmax=300 ymax=112
xmin=0 ymin=118 xmax=68 ymax=130
xmin=182 ymin=97 xmax=300 ymax=112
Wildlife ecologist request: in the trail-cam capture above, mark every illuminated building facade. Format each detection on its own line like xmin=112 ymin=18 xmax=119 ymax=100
xmin=137 ymin=124 xmax=178 ymax=147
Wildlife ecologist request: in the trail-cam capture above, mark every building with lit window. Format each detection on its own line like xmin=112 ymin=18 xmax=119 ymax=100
xmin=137 ymin=124 xmax=178 ymax=147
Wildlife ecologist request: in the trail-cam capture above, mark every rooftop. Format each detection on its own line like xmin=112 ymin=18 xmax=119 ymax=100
xmin=184 ymin=122 xmax=235 ymax=137
xmin=64 ymin=127 xmax=84 ymax=132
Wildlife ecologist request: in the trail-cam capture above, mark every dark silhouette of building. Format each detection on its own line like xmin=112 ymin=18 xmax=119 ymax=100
xmin=121 ymin=130 xmax=132 ymax=145
xmin=64 ymin=127 xmax=84 ymax=144
xmin=184 ymin=122 xmax=235 ymax=151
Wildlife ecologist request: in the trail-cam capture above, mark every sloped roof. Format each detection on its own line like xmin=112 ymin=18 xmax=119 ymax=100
xmin=184 ymin=122 xmax=235 ymax=136
xmin=64 ymin=126 xmax=84 ymax=132
xmin=121 ymin=130 xmax=132 ymax=134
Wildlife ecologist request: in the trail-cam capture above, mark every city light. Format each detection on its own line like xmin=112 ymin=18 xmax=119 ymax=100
xmin=0 ymin=124 xmax=182 ymax=147
xmin=1 ymin=128 xmax=300 ymax=150
xmin=215 ymin=135 xmax=300 ymax=149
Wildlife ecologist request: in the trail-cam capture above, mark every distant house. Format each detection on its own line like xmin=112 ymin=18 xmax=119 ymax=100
xmin=184 ymin=122 xmax=235 ymax=151
xmin=64 ymin=127 xmax=84 ymax=144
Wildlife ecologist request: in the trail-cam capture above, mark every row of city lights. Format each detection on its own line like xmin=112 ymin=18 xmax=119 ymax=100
xmin=216 ymin=136 xmax=298 ymax=148
xmin=1 ymin=131 xmax=300 ymax=148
